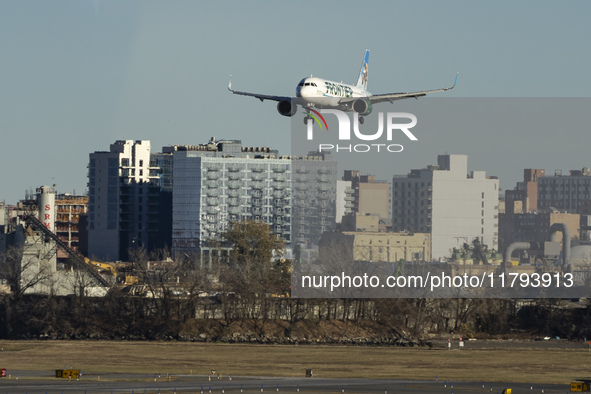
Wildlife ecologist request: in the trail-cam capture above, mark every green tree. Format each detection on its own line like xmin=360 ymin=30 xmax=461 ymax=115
xmin=222 ymin=219 xmax=285 ymax=266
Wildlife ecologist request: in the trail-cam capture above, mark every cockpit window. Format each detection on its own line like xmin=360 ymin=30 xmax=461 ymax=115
xmin=299 ymin=80 xmax=318 ymax=88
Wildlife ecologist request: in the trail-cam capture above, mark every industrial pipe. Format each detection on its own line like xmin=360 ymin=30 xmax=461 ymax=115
xmin=503 ymin=242 xmax=533 ymax=264
xmin=549 ymin=223 xmax=571 ymax=267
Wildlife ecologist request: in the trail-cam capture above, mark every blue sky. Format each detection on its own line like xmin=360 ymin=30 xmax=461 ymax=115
xmin=0 ymin=1 xmax=590 ymax=203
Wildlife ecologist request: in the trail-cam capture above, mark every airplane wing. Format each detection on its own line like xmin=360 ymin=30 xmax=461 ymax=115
xmin=367 ymin=73 xmax=458 ymax=104
xmin=228 ymin=77 xmax=291 ymax=102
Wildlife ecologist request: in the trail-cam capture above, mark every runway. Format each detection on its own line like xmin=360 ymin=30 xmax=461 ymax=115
xmin=0 ymin=371 xmax=571 ymax=393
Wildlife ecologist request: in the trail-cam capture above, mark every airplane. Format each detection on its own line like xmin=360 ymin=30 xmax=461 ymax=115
xmin=228 ymin=49 xmax=458 ymax=124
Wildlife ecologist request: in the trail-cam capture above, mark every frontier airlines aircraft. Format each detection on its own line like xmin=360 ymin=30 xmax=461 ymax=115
xmin=228 ymin=50 xmax=457 ymax=124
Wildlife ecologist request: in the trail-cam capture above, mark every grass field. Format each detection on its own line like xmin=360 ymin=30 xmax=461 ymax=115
xmin=0 ymin=340 xmax=589 ymax=384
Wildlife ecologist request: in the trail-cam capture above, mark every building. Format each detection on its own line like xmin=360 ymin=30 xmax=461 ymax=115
xmin=341 ymin=213 xmax=381 ymax=232
xmin=340 ymin=213 xmax=392 ymax=232
xmin=88 ymin=140 xmax=170 ymax=261
xmin=342 ymin=171 xmax=390 ymax=219
xmin=171 ymin=138 xmax=337 ymax=265
xmin=0 ymin=186 xmax=58 ymax=295
xmin=505 ymin=169 xmax=545 ymax=214
xmin=319 ymin=231 xmax=431 ymax=263
xmin=499 ymin=210 xmax=580 ymax=252
xmin=581 ymin=215 xmax=591 ymax=242
xmin=335 ymin=179 xmax=352 ymax=223
xmin=1 ymin=187 xmax=113 ymax=296
xmin=292 ymin=152 xmax=337 ymax=246
xmin=500 ymin=168 xmax=586 ymax=251
xmin=392 ymin=154 xmax=499 ymax=261
xmin=537 ymin=168 xmax=591 ymax=213
xmin=55 ymin=194 xmax=88 ymax=258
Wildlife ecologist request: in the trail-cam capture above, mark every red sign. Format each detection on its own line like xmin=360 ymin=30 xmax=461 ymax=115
xmin=1 ymin=369 xmax=6 ymax=378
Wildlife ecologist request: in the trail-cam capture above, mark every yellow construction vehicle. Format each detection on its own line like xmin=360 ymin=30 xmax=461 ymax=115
xmin=84 ymin=258 xmax=117 ymax=275
xmin=571 ymin=379 xmax=591 ymax=392
xmin=119 ymin=274 xmax=139 ymax=286
xmin=83 ymin=258 xmax=139 ymax=286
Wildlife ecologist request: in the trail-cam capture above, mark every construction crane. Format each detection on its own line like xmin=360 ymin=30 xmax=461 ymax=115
xmin=21 ymin=215 xmax=111 ymax=287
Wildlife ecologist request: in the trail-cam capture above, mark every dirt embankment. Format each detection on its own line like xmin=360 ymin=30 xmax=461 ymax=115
xmin=33 ymin=318 xmax=426 ymax=346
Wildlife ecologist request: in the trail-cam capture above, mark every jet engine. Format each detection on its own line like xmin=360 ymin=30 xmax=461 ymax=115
xmin=277 ymin=100 xmax=298 ymax=117
xmin=352 ymin=98 xmax=373 ymax=116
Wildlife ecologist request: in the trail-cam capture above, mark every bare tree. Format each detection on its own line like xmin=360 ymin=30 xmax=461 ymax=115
xmin=1 ymin=244 xmax=54 ymax=297
xmin=0 ymin=243 xmax=56 ymax=337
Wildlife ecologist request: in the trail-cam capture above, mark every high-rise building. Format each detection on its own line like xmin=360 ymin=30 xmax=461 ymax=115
xmin=391 ymin=154 xmax=499 ymax=261
xmin=87 ymin=138 xmax=335 ymax=263
xmin=291 ymin=151 xmax=337 ymax=246
xmin=171 ymin=138 xmax=336 ymax=265
xmin=88 ymin=140 xmax=168 ymax=261
xmin=335 ymin=179 xmax=353 ymax=223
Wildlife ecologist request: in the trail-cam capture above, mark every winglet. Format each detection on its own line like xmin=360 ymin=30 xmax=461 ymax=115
xmin=444 ymin=72 xmax=459 ymax=91
xmin=228 ymin=75 xmax=233 ymax=92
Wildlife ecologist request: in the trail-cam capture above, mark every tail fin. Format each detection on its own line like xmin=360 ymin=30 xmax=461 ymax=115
xmin=356 ymin=49 xmax=370 ymax=90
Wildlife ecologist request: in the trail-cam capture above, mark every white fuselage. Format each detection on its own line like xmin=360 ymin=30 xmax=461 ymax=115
xmin=295 ymin=77 xmax=370 ymax=108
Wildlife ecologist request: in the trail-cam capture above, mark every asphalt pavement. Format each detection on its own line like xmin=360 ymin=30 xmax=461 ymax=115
xmin=0 ymin=371 xmax=572 ymax=394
